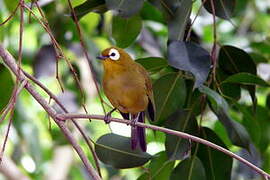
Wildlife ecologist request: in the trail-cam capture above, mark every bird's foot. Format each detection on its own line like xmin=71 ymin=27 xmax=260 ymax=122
xmin=104 ymin=108 xmax=116 ymax=124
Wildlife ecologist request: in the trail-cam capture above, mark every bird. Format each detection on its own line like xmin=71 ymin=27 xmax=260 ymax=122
xmin=97 ymin=46 xmax=155 ymax=152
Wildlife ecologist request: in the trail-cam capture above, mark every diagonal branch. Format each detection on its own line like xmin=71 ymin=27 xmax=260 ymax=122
xmin=0 ymin=44 xmax=101 ymax=180
xmin=57 ymin=113 xmax=270 ymax=179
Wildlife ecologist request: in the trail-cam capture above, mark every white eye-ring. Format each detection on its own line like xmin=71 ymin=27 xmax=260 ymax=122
xmin=109 ymin=48 xmax=120 ymax=61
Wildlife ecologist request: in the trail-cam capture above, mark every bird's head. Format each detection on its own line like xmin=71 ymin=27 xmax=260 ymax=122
xmin=97 ymin=47 xmax=133 ymax=66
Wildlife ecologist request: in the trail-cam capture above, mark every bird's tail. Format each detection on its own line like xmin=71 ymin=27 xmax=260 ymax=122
xmin=131 ymin=112 xmax=146 ymax=152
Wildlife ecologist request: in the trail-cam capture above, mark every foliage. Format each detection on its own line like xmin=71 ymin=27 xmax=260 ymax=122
xmin=0 ymin=0 xmax=270 ymax=179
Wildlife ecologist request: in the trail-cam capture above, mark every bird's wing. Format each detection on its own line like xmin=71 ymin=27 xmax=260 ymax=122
xmin=136 ymin=63 xmax=156 ymax=121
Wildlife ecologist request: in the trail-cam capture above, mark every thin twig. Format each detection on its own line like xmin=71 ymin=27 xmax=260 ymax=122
xmin=66 ymin=0 xmax=106 ymax=115
xmin=0 ymin=2 xmax=20 ymax=26
xmin=22 ymin=70 xmax=102 ymax=177
xmin=57 ymin=113 xmax=270 ymax=179
xmin=0 ymin=44 xmax=101 ymax=180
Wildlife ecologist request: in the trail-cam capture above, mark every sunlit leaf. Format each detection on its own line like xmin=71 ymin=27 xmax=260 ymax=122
xmin=168 ymin=41 xmax=211 ymax=88
xmin=112 ymin=15 xmax=142 ymax=48
xmin=95 ymin=133 xmax=152 ymax=169
xmin=170 ymin=156 xmax=206 ymax=180
xmin=153 ymin=72 xmax=186 ymax=124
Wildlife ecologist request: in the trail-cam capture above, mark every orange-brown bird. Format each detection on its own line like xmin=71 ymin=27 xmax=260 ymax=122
xmin=97 ymin=47 xmax=155 ymax=152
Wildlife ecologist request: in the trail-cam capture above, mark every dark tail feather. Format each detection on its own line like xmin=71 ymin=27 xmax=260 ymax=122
xmin=131 ymin=114 xmax=138 ymax=150
xmin=137 ymin=112 xmax=146 ymax=152
xmin=120 ymin=112 xmax=130 ymax=120
xmin=147 ymin=100 xmax=155 ymax=121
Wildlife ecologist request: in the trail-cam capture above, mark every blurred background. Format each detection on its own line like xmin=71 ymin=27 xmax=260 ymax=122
xmin=0 ymin=0 xmax=270 ymax=179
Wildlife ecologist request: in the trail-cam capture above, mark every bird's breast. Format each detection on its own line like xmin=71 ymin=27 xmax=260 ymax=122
xmin=103 ymin=70 xmax=148 ymax=114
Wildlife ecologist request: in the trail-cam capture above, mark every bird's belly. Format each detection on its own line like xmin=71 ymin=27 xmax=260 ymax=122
xmin=103 ymin=78 xmax=148 ymax=114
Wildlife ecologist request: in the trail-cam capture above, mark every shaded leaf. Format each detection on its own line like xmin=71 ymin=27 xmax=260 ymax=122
xmin=222 ymin=72 xmax=270 ymax=87
xmin=168 ymin=41 xmax=211 ymax=88
xmin=199 ymin=86 xmax=251 ymax=150
xmin=153 ymin=72 xmax=186 ymax=124
xmin=136 ymin=57 xmax=168 ymax=73
xmin=203 ymin=0 xmax=236 ymax=20
xmin=112 ymin=15 xmax=142 ymax=48
xmin=249 ymin=53 xmax=268 ymax=64
xmin=218 ymin=45 xmax=257 ymax=108
xmin=140 ymin=1 xmax=165 ymax=23
xmin=196 ymin=127 xmax=233 ymax=180
xmin=95 ymin=133 xmax=152 ymax=169
xmin=145 ymin=151 xmax=175 ymax=180
xmin=105 ymin=0 xmax=144 ymax=18
xmin=0 ymin=64 xmax=14 ymax=111
xmin=165 ymin=110 xmax=198 ymax=160
xmin=3 ymin=0 xmax=18 ymax=12
xmin=73 ymin=0 xmax=107 ymax=20
xmin=170 ymin=156 xmax=206 ymax=180
xmin=168 ymin=0 xmax=192 ymax=41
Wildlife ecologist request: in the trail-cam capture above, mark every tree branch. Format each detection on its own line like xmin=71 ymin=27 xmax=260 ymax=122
xmin=57 ymin=113 xmax=270 ymax=179
xmin=0 ymin=44 xmax=101 ymax=180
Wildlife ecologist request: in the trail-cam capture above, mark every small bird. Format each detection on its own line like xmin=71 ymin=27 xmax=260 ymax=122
xmin=97 ymin=47 xmax=155 ymax=152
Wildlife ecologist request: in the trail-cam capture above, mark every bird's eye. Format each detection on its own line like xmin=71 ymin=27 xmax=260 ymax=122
xmin=109 ymin=48 xmax=120 ymax=61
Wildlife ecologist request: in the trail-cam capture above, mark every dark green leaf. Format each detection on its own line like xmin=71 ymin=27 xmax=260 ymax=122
xmin=266 ymin=93 xmax=270 ymax=110
xmin=140 ymin=2 xmax=165 ymax=23
xmin=105 ymin=0 xmax=144 ymax=18
xmin=199 ymin=86 xmax=251 ymax=150
xmin=153 ymin=72 xmax=186 ymax=124
xmin=218 ymin=45 xmax=256 ymax=75
xmin=95 ymin=133 xmax=152 ymax=169
xmin=196 ymin=128 xmax=233 ymax=180
xmin=0 ymin=64 xmax=14 ymax=111
xmin=222 ymin=72 xmax=270 ymax=87
xmin=135 ymin=57 xmax=168 ymax=73
xmin=147 ymin=151 xmax=175 ymax=180
xmin=251 ymin=41 xmax=270 ymax=56
xmin=73 ymin=0 xmax=107 ymax=20
xmin=170 ymin=156 xmax=206 ymax=180
xmin=249 ymin=53 xmax=268 ymax=64
xmin=168 ymin=41 xmax=211 ymax=88
xmin=148 ymin=0 xmax=181 ymax=19
xmin=165 ymin=110 xmax=198 ymax=160
xmin=112 ymin=15 xmax=142 ymax=48
xmin=218 ymin=45 xmax=257 ymax=107
xmin=203 ymin=0 xmax=236 ymax=20
xmin=168 ymin=0 xmax=192 ymax=41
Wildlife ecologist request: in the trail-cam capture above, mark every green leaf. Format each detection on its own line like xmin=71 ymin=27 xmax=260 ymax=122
xmin=105 ymin=0 xmax=144 ymax=18
xmin=165 ymin=110 xmax=198 ymax=160
xmin=199 ymin=86 xmax=251 ymax=150
xmin=140 ymin=1 xmax=165 ymax=23
xmin=203 ymin=0 xmax=236 ymax=20
xmin=168 ymin=41 xmax=211 ymax=88
xmin=135 ymin=57 xmax=168 ymax=73
xmin=147 ymin=151 xmax=175 ymax=180
xmin=170 ymin=156 xmax=206 ymax=180
xmin=153 ymin=72 xmax=186 ymax=124
xmin=196 ymin=128 xmax=233 ymax=180
xmin=73 ymin=0 xmax=107 ymax=20
xmin=112 ymin=15 xmax=142 ymax=48
xmin=218 ymin=45 xmax=257 ymax=108
xmin=222 ymin=73 xmax=270 ymax=87
xmin=4 ymin=0 xmax=18 ymax=12
xmin=95 ymin=133 xmax=152 ymax=169
xmin=0 ymin=64 xmax=14 ymax=112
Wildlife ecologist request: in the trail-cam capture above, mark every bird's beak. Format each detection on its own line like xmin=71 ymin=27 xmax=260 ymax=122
xmin=96 ymin=55 xmax=109 ymax=60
